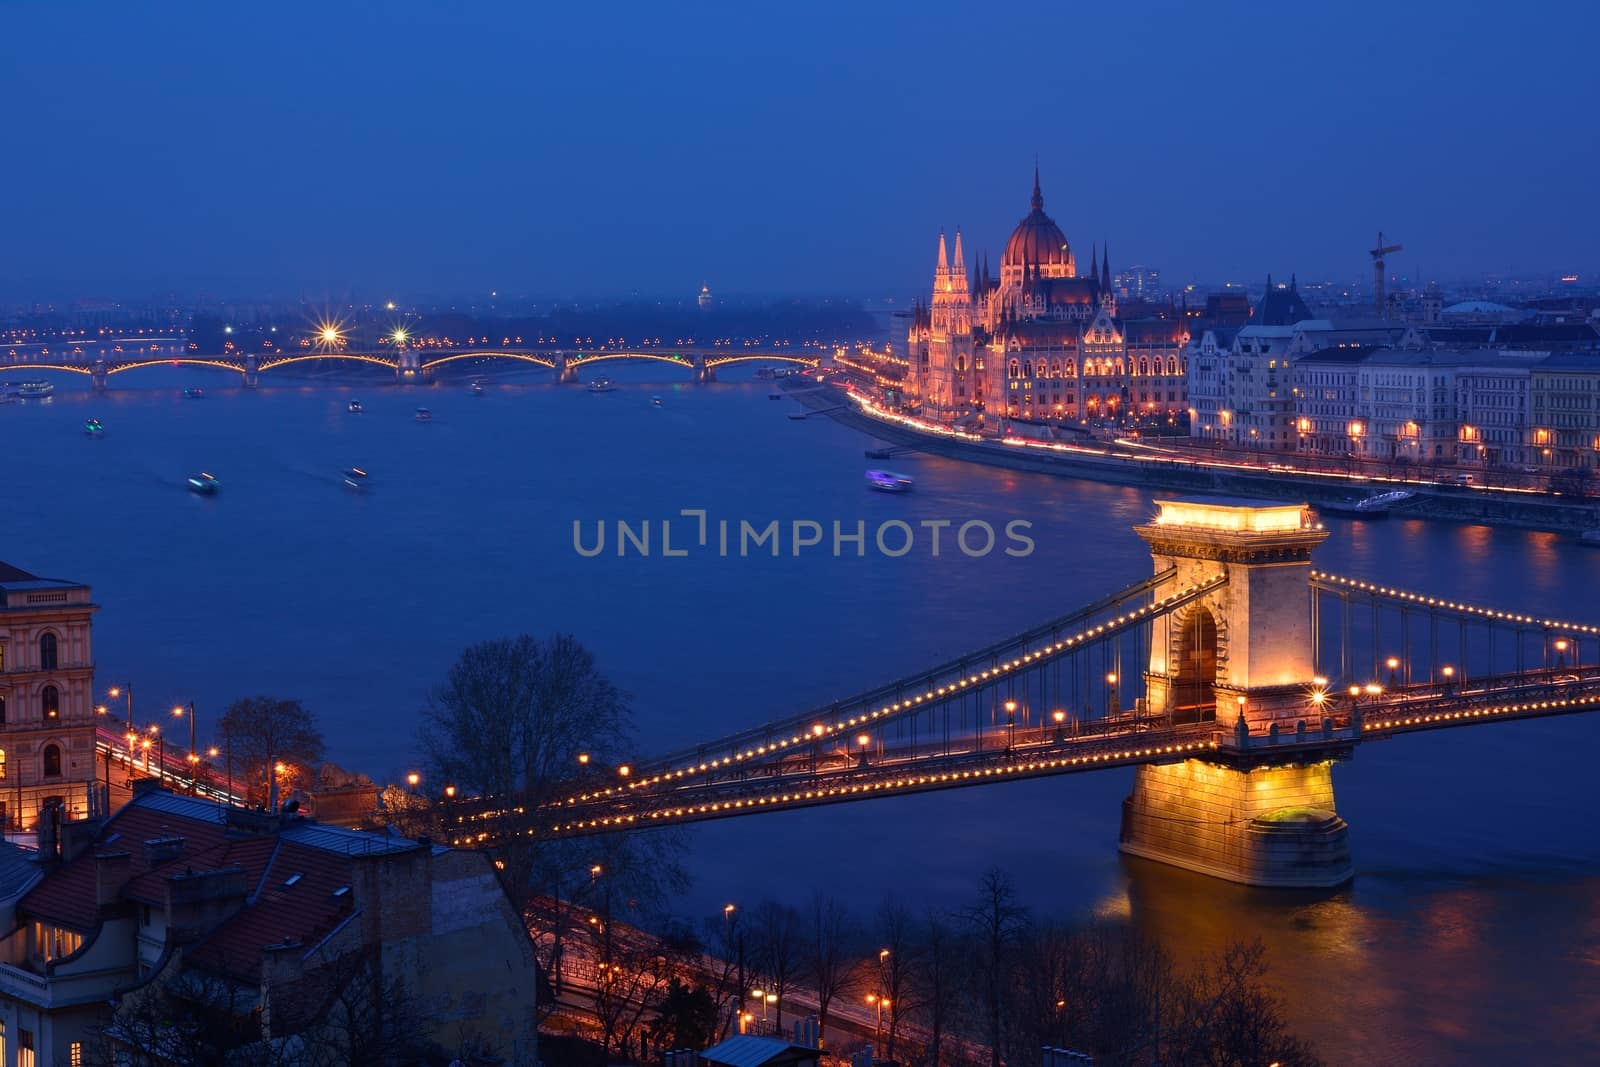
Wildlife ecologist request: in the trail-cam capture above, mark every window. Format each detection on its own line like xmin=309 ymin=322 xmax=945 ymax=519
xmin=43 ymin=744 xmax=61 ymax=777
xmin=0 ymin=695 xmax=5 ymax=725
xmin=71 ymin=1041 xmax=84 ymax=1067
xmin=0 ymin=749 xmax=6 ymax=779
xmin=39 ymin=632 xmax=57 ymax=671
xmin=18 ymin=1028 xmax=32 ymax=1067
xmin=42 ymin=685 xmax=59 ymax=720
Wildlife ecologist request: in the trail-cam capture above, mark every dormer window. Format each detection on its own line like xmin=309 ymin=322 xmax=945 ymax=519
xmin=283 ymin=873 xmax=303 ymax=888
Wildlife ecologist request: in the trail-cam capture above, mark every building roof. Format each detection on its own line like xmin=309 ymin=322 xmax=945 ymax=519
xmin=0 ymin=842 xmax=41 ymax=903
xmin=1003 ymin=170 xmax=1071 ymax=270
xmin=1443 ymin=300 xmax=1517 ymax=314
xmin=701 ymin=1036 xmax=820 ymax=1067
xmin=1254 ymin=277 xmax=1313 ymax=326
xmin=1293 ymin=345 xmax=1382 ymax=364
xmin=0 ymin=562 xmax=39 ymax=583
xmin=18 ymin=789 xmax=430 ymax=984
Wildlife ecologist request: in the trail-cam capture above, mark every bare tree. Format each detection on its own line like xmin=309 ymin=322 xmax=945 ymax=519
xmin=702 ymin=905 xmax=748 ymax=1041
xmin=417 ymin=634 xmax=685 ymax=925
xmin=1165 ymin=940 xmax=1325 ymax=1067
xmin=959 ymin=868 xmax=1029 ymax=1067
xmin=803 ymin=893 xmax=862 ymax=1047
xmin=750 ymin=900 xmax=803 ymax=1032
xmin=916 ymin=913 xmax=963 ymax=1067
xmin=877 ymin=896 xmax=923 ymax=1065
xmin=218 ymin=696 xmax=326 ymax=808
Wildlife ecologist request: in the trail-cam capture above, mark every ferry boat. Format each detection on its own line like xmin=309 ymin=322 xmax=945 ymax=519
xmin=186 ymin=472 xmax=220 ymax=496
xmin=2 ymin=380 xmax=54 ymax=399
xmin=755 ymin=367 xmax=776 ymax=380
xmin=865 ymin=469 xmax=914 ymax=493
xmin=1319 ymin=489 xmax=1416 ymax=518
xmin=347 ymin=399 xmax=364 ymax=414
xmin=342 ymin=467 xmax=368 ymax=490
xmin=183 ymin=387 xmax=206 ymax=399
xmin=414 ymin=407 xmax=433 ymax=422
xmin=83 ymin=418 xmax=105 ymax=438
xmin=587 ymin=378 xmax=616 ymax=393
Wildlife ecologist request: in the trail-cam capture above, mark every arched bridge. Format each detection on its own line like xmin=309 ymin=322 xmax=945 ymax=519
xmin=0 ymin=346 xmax=822 ymax=389
xmin=439 ymin=498 xmax=1600 ymax=889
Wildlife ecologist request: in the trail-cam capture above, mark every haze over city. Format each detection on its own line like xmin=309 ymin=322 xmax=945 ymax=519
xmin=5 ymin=0 xmax=1599 ymax=301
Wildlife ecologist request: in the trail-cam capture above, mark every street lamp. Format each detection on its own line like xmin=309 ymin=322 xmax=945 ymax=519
xmin=857 ymin=733 xmax=871 ymax=766
xmin=1386 ymin=656 xmax=1400 ymax=688
xmin=1106 ymin=673 xmax=1119 ymax=716
xmin=406 ymin=771 xmax=420 ymax=789
xmin=1053 ymin=708 xmax=1066 ymax=741
xmin=107 ymin=683 xmax=134 ymax=733
xmin=1004 ymin=699 xmax=1017 ymax=749
xmin=1555 ymin=638 xmax=1570 ymax=671
xmin=172 ymin=703 xmax=196 ymax=794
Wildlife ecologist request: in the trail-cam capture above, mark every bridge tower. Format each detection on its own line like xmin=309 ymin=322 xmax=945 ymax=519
xmin=1119 ymin=498 xmax=1354 ymax=888
xmin=243 ymin=352 xmax=259 ymax=389
xmin=693 ymin=353 xmax=715 ymax=383
xmin=91 ymin=356 xmax=109 ymax=393
xmin=395 ymin=342 xmax=424 ymax=384
xmin=555 ymin=352 xmax=579 ymax=383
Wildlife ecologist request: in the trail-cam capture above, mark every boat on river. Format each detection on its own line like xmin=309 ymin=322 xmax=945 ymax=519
xmin=414 ymin=407 xmax=432 ymax=422
xmin=2 ymin=381 xmax=54 ymax=399
xmin=470 ymin=381 xmax=485 ymax=396
xmin=187 ymin=472 xmax=219 ymax=495
xmin=342 ymin=467 xmax=368 ymax=490
xmin=347 ymin=399 xmax=364 ymax=414
xmin=83 ymin=418 xmax=105 ymax=438
xmin=1319 ymin=490 xmax=1415 ymax=518
xmin=866 ymin=469 xmax=914 ymax=493
xmin=183 ymin=387 xmax=206 ymax=399
xmin=588 ymin=378 xmax=616 ymax=393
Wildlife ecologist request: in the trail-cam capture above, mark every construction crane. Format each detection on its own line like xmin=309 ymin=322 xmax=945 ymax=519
xmin=1370 ymin=231 xmax=1403 ymax=317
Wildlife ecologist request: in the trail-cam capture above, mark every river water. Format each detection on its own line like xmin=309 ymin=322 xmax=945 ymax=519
xmin=4 ymin=362 xmax=1597 ymax=1064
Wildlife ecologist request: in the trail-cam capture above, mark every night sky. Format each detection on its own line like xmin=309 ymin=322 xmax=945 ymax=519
xmin=5 ymin=1 xmax=1597 ymax=300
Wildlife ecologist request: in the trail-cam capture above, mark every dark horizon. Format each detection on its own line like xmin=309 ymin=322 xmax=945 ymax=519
xmin=4 ymin=1 xmax=1598 ymax=300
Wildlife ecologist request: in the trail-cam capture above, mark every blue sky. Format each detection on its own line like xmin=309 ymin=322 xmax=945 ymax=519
xmin=4 ymin=0 xmax=1597 ymax=299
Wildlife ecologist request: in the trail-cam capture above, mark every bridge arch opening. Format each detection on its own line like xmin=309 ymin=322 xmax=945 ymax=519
xmin=1170 ymin=605 xmax=1219 ymax=723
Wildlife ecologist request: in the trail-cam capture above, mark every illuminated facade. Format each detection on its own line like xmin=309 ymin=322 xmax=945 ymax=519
xmin=0 ymin=563 xmax=101 ymax=832
xmin=906 ymin=170 xmax=1189 ymax=428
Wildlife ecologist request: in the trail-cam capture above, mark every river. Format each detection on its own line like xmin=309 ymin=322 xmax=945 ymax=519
xmin=4 ymin=362 xmax=1597 ymax=1064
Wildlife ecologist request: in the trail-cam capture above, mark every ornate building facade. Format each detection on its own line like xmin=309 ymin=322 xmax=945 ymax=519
xmin=906 ymin=170 xmax=1189 ymax=428
xmin=0 ymin=562 xmax=101 ymax=831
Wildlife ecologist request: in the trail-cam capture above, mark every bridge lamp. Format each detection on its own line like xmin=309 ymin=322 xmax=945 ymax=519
xmin=617 ymin=764 xmax=631 ymax=778
xmin=392 ymin=328 xmax=408 ymax=345
xmin=1385 ymin=656 xmax=1400 ymax=686
xmin=857 ymin=734 xmax=870 ymax=748
xmin=1365 ymin=683 xmax=1383 ymax=696
xmin=444 ymin=785 xmax=457 ymax=798
xmin=812 ymin=724 xmax=825 ymax=738
xmin=590 ymin=864 xmax=603 ymax=879
xmin=207 ymin=747 xmax=220 ymax=758
xmin=1004 ymin=699 xmax=1017 ymax=716
xmin=577 ymin=752 xmax=590 ymax=765
xmin=406 ymin=771 xmax=420 ymax=787
xmin=1555 ymin=638 xmax=1570 ymax=669
xmin=320 ymin=326 xmax=340 ymax=344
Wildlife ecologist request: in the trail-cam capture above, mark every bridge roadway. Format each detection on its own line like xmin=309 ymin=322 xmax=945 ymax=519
xmin=443 ymin=663 xmax=1600 ymax=847
xmin=0 ymin=344 xmax=823 ymax=388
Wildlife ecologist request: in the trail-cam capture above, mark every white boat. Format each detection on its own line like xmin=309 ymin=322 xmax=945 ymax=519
xmin=2 ymin=380 xmax=54 ymax=399
xmin=347 ymin=399 xmax=364 ymax=414
xmin=651 ymin=395 xmax=663 ymax=407
xmin=866 ymin=469 xmax=914 ymax=493
xmin=470 ymin=381 xmax=485 ymax=396
xmin=414 ymin=407 xmax=433 ymax=422
xmin=187 ymin=472 xmax=219 ymax=495
xmin=183 ymin=387 xmax=206 ymax=399
xmin=588 ymin=378 xmax=616 ymax=393
xmin=1320 ymin=489 xmax=1415 ymax=518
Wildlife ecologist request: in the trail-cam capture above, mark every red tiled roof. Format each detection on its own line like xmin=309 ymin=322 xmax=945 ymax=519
xmin=20 ymin=791 xmax=418 ymax=985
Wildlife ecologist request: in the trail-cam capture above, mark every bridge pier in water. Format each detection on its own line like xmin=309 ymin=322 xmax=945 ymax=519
xmin=91 ymin=357 xmax=108 ymax=392
xmin=1120 ymin=498 xmax=1355 ymax=888
xmin=693 ymin=353 xmax=715 ymax=383
xmin=395 ymin=345 xmax=425 ymax=384
xmin=243 ymin=353 xmax=259 ymax=388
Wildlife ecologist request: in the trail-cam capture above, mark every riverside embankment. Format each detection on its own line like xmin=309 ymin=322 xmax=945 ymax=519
xmin=801 ymin=386 xmax=1600 ymax=536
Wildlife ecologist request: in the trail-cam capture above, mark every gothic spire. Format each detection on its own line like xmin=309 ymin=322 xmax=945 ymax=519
xmin=953 ymin=227 xmax=966 ymax=272
xmin=937 ymin=229 xmax=949 ymax=272
xmin=1030 ymin=160 xmax=1043 ymax=213
xmin=1101 ymin=245 xmax=1111 ymax=291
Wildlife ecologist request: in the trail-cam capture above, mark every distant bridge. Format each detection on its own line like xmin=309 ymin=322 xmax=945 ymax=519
xmin=438 ymin=498 xmax=1600 ymax=889
xmin=0 ymin=346 xmax=822 ymax=389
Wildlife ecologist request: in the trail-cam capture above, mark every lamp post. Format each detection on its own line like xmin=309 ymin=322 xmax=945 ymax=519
xmin=1004 ymin=699 xmax=1017 ymax=750
xmin=1386 ymin=656 xmax=1400 ymax=689
xmin=107 ymin=683 xmax=135 ymax=735
xmin=1555 ymin=638 xmax=1570 ymax=671
xmin=1053 ymin=708 xmax=1066 ymax=742
xmin=1441 ymin=665 xmax=1455 ymax=695
xmin=1106 ymin=673 xmax=1119 ymax=716
xmin=173 ymin=703 xmax=196 ymax=794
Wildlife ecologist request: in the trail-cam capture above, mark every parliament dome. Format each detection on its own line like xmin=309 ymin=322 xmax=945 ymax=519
xmin=1003 ymin=170 xmax=1071 ymax=270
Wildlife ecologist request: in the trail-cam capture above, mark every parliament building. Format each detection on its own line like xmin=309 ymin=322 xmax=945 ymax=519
xmin=905 ymin=170 xmax=1189 ymax=428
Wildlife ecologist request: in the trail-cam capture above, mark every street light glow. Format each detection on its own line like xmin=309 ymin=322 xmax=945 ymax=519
xmin=406 ymin=771 xmax=420 ymax=786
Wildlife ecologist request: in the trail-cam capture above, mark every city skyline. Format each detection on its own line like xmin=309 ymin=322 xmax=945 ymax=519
xmin=5 ymin=1 xmax=1599 ymax=300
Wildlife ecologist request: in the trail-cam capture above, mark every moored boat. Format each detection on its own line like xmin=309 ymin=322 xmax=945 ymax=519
xmin=1320 ymin=489 xmax=1416 ymax=518
xmin=651 ymin=395 xmax=663 ymax=407
xmin=2 ymin=380 xmax=55 ymax=399
xmin=865 ymin=469 xmax=914 ymax=493
xmin=414 ymin=407 xmax=432 ymax=422
xmin=187 ymin=472 xmax=219 ymax=495
xmin=183 ymin=387 xmax=206 ymax=399
xmin=347 ymin=399 xmax=364 ymax=413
